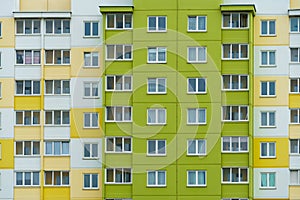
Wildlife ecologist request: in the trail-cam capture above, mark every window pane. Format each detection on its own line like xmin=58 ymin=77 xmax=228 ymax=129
xmin=261 ymin=21 xmax=268 ymax=34
xmin=188 ymin=171 xmax=196 ymax=185
xmin=188 ymin=140 xmax=196 ymax=154
xmin=157 ymin=109 xmax=165 ymax=123
xmin=269 ymin=21 xmax=275 ymax=34
xmin=84 ymin=113 xmax=90 ymax=127
xmin=188 ymin=48 xmax=196 ymax=62
xmin=148 ymin=172 xmax=155 ymax=185
xmin=261 ymin=52 xmax=268 ymax=65
xmin=125 ymin=15 xmax=132 ymax=28
xmin=158 ymin=48 xmax=166 ymax=61
xmin=62 ymin=142 xmax=69 ymax=154
xmin=261 ymin=143 xmax=267 ymax=156
xmin=261 ymin=173 xmax=267 ymax=187
xmin=92 ymin=174 xmax=98 ymax=187
xmin=16 ymin=21 xmax=23 ymax=34
xmin=54 ymin=141 xmax=60 ymax=155
xmin=148 ymin=141 xmax=155 ymax=154
xmin=232 ymin=13 xmax=239 ymax=28
xmin=62 ymin=172 xmax=69 ymax=185
xmin=25 ymin=172 xmax=31 ymax=185
xmin=198 ymin=171 xmax=205 ymax=185
xmin=158 ymin=140 xmax=165 ymax=154
xmin=84 ymin=174 xmax=90 ymax=187
xmin=158 ymin=17 xmax=166 ymax=31
xmin=269 ymin=52 xmax=275 ymax=65
xmin=291 ymin=18 xmax=299 ymax=32
xmin=84 ymin=144 xmax=90 ymax=157
xmin=148 ymin=17 xmax=156 ymax=31
xmin=16 ymin=172 xmax=23 ymax=185
xmin=269 ymin=82 xmax=275 ymax=95
xmin=46 ymin=21 xmax=53 ymax=33
xmin=148 ymin=78 xmax=156 ymax=93
xmin=45 ymin=142 xmax=52 ymax=154
xmin=269 ymin=143 xmax=275 ymax=157
xmin=188 ymin=79 xmax=196 ymax=92
xmin=92 ymin=144 xmax=98 ymax=157
xmin=269 ymin=173 xmax=275 ymax=187
xmin=198 ymin=16 xmax=206 ymax=30
xmin=33 ymin=172 xmax=39 ymax=185
xmin=107 ymin=15 xmax=114 ymax=28
xmin=85 ymin=22 xmax=91 ymax=36
xmin=158 ymin=171 xmax=165 ymax=185
xmin=188 ymin=17 xmax=196 ymax=30
xmin=92 ymin=22 xmax=98 ymax=36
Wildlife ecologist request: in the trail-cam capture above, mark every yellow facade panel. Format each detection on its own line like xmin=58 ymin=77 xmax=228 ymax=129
xmin=43 ymin=157 xmax=70 ymax=170
xmin=291 ymin=0 xmax=300 ymax=9
xmin=14 ymin=126 xmax=41 ymax=140
xmin=70 ymin=108 xmax=103 ymax=139
xmin=48 ymin=0 xmax=71 ymax=11
xmin=43 ymin=187 xmax=70 ymax=200
xmin=289 ymin=94 xmax=300 ymax=108
xmin=14 ymin=188 xmax=41 ymax=200
xmin=14 ymin=96 xmax=42 ymax=110
xmin=0 ymin=18 xmax=15 ymax=47
xmin=20 ymin=0 xmax=47 ymax=11
xmin=44 ymin=66 xmax=71 ymax=80
xmin=0 ymin=139 xmax=14 ymax=168
xmin=290 ymin=186 xmax=300 ymax=199
xmin=289 ymin=125 xmax=300 ymax=138
xmin=254 ymin=138 xmax=289 ymax=168
xmin=0 ymin=78 xmax=15 ymax=108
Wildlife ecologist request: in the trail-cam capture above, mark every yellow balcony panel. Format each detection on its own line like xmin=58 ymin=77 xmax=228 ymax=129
xmin=14 ymin=188 xmax=40 ymax=200
xmin=20 ymin=0 xmax=70 ymax=11
xmin=290 ymin=124 xmax=300 ymax=138
xmin=291 ymin=0 xmax=300 ymax=9
xmin=44 ymin=66 xmax=70 ymax=80
xmin=48 ymin=0 xmax=71 ymax=11
xmin=14 ymin=126 xmax=41 ymax=140
xmin=44 ymin=187 xmax=70 ymax=200
xmin=0 ymin=139 xmax=14 ymax=169
xmin=44 ymin=156 xmax=70 ymax=170
xmin=290 ymin=94 xmax=300 ymax=108
xmin=290 ymin=186 xmax=300 ymax=200
xmin=14 ymin=96 xmax=41 ymax=110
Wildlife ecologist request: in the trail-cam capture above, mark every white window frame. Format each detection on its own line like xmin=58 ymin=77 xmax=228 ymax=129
xmin=16 ymin=19 xmax=41 ymax=35
xmin=260 ymin=81 xmax=276 ymax=97
xmin=147 ymin=47 xmax=167 ymax=63
xmin=84 ymin=112 xmax=99 ymax=128
xmin=105 ymin=106 xmax=132 ymax=122
xmin=16 ymin=50 xmax=41 ymax=65
xmin=222 ymin=106 xmax=249 ymax=122
xmin=260 ymin=50 xmax=276 ymax=67
xmin=15 ymin=141 xmax=40 ymax=156
xmin=222 ymin=167 xmax=249 ymax=184
xmin=260 ymin=111 xmax=276 ymax=127
xmin=187 ymin=47 xmax=207 ymax=63
xmin=106 ymin=45 xmax=132 ymax=61
xmin=106 ymin=13 xmax=132 ymax=30
xmin=44 ymin=171 xmax=69 ymax=186
xmin=260 ymin=172 xmax=276 ymax=189
xmin=290 ymin=17 xmax=300 ymax=33
xmin=222 ymin=13 xmax=249 ymax=29
xmin=84 ymin=143 xmax=99 ymax=159
xmin=45 ymin=19 xmax=70 ymax=34
xmin=290 ymin=78 xmax=300 ymax=93
xmin=147 ymin=170 xmax=166 ymax=187
xmin=106 ymin=75 xmax=132 ymax=92
xmin=187 ymin=16 xmax=207 ymax=32
xmin=260 ymin=142 xmax=276 ymax=158
xmin=15 ymin=111 xmax=40 ymax=126
xmin=105 ymin=137 xmax=132 ymax=153
xmin=147 ymin=140 xmax=166 ymax=156
xmin=44 ymin=80 xmax=70 ymax=95
xmin=15 ymin=171 xmax=40 ymax=186
xmin=84 ymin=21 xmax=99 ymax=37
xmin=105 ymin=168 xmax=132 ymax=184
xmin=44 ymin=141 xmax=70 ymax=156
xmin=187 ymin=108 xmax=206 ymax=125
xmin=261 ymin=20 xmax=276 ymax=36
xmin=222 ymin=75 xmax=248 ymax=91
xmin=222 ymin=44 xmax=249 ymax=60
xmin=147 ymin=16 xmax=167 ymax=32
xmin=147 ymin=108 xmax=166 ymax=125
xmin=84 ymin=52 xmax=99 ymax=67
xmin=290 ymin=139 xmax=300 ymax=154
xmin=221 ymin=137 xmax=249 ymax=153
xmin=15 ymin=80 xmax=40 ymax=95
xmin=84 ymin=82 xmax=100 ymax=98
xmin=45 ymin=50 xmax=70 ymax=65
xmin=291 ymin=48 xmax=300 ymax=63
xmin=44 ymin=110 xmax=70 ymax=126
xmin=290 ymin=169 xmax=300 ymax=185
xmin=147 ymin=78 xmax=166 ymax=94
xmin=83 ymin=173 xmax=99 ymax=189
xmin=187 ymin=139 xmax=206 ymax=156
xmin=187 ymin=78 xmax=206 ymax=94
xmin=187 ymin=170 xmax=207 ymax=187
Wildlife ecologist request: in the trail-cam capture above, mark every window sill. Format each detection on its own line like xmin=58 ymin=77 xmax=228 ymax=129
xmin=14 ymin=185 xmax=41 ymax=188
xmin=259 ymin=95 xmax=276 ymax=98
xmin=105 ymin=90 xmax=132 ymax=93
xmin=187 ymin=92 xmax=207 ymax=95
xmin=221 ymin=182 xmax=249 ymax=184
xmin=290 ymin=92 xmax=300 ymax=94
xmin=44 ymin=155 xmax=70 ymax=157
xmin=259 ymin=187 xmax=276 ymax=190
xmin=260 ymin=65 xmax=277 ymax=68
xmin=290 ymin=62 xmax=300 ymax=65
xmin=44 ymin=33 xmax=71 ymax=36
xmin=82 ymin=157 xmax=99 ymax=160
xmin=289 ymin=153 xmax=300 ymax=156
xmin=105 ymin=121 xmax=132 ymax=123
xmin=14 ymin=125 xmax=41 ymax=127
xmin=106 ymin=28 xmax=132 ymax=31
xmin=147 ymin=61 xmax=167 ymax=64
xmin=289 ymin=123 xmax=300 ymax=125
xmin=187 ymin=30 xmax=207 ymax=33
xmin=187 ymin=61 xmax=207 ymax=64
xmin=83 ymin=36 xmax=100 ymax=39
xmin=105 ymin=152 xmax=132 ymax=154
xmin=44 ymin=94 xmax=71 ymax=96
xmin=187 ymin=123 xmax=207 ymax=125
xmin=82 ymin=66 xmax=100 ymax=69
xmin=221 ymin=151 xmax=249 ymax=154
xmin=260 ymin=156 xmax=276 ymax=159
xmin=15 ymin=94 xmax=41 ymax=97
xmin=147 ymin=123 xmax=167 ymax=126
xmin=82 ymin=96 xmax=100 ymax=99
xmin=16 ymin=34 xmax=42 ymax=36
xmin=146 ymin=154 xmax=166 ymax=157
xmin=186 ymin=154 xmax=206 ymax=157
xmin=260 ymin=34 xmax=277 ymax=37
xmin=222 ymin=89 xmax=249 ymax=92
xmin=147 ymin=92 xmax=167 ymax=95
xmin=187 ymin=185 xmax=207 ymax=187
xmin=106 ymin=59 xmax=133 ymax=62
xmin=147 ymin=185 xmax=166 ymax=188
xmin=259 ymin=126 xmax=276 ymax=128
xmin=147 ymin=30 xmax=167 ymax=33
xmin=105 ymin=183 xmax=132 ymax=185
xmin=83 ymin=127 xmax=99 ymax=129
xmin=15 ymin=64 xmax=41 ymax=66
xmin=221 ymin=27 xmax=249 ymax=30
xmin=290 ymin=32 xmax=300 ymax=34
xmin=82 ymin=188 xmax=99 ymax=190
xmin=14 ymin=155 xmax=41 ymax=158
xmin=44 ymin=125 xmax=70 ymax=127
xmin=222 ymin=120 xmax=249 ymax=123
xmin=222 ymin=58 xmax=249 ymax=61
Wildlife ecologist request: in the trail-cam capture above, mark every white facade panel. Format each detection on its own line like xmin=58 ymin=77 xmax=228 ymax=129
xmin=72 ymin=0 xmax=102 ymax=15
xmin=70 ymin=138 xmax=102 ymax=168
xmin=254 ymin=168 xmax=289 ymax=198
xmin=70 ymin=78 xmax=102 ymax=108
xmin=290 ymin=155 xmax=300 ymax=169
xmin=0 ymin=1 xmax=15 ymax=17
xmin=0 ymin=109 xmax=14 ymax=139
xmin=254 ymin=46 xmax=289 ymax=76
xmin=254 ymin=106 xmax=289 ymax=137
xmin=15 ymin=66 xmax=41 ymax=80
xmin=15 ymin=36 xmax=42 ymax=49
xmin=290 ymin=64 xmax=300 ymax=78
xmin=14 ymin=157 xmax=41 ymax=170
xmin=44 ymin=127 xmax=70 ymax=140
xmin=44 ymin=35 xmax=71 ymax=49
xmin=290 ymin=34 xmax=300 ymax=47
xmin=0 ymin=170 xmax=13 ymax=199
xmin=0 ymin=48 xmax=15 ymax=78
xmin=44 ymin=96 xmax=71 ymax=110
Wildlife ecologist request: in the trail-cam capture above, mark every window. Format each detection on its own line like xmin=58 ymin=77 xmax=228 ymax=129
xmin=222 ymin=44 xmax=248 ymax=59
xmin=84 ymin=21 xmax=99 ymax=37
xmin=148 ymin=16 xmax=166 ymax=32
xmin=16 ymin=19 xmax=41 ymax=34
xmin=290 ymin=139 xmax=300 ymax=154
xmin=222 ymin=137 xmax=248 ymax=153
xmin=290 ymin=170 xmax=300 ymax=185
xmin=222 ymin=13 xmax=248 ymax=28
xmin=16 ymin=50 xmax=41 ymax=64
xmin=84 ymin=113 xmax=99 ymax=128
xmin=45 ymin=19 xmax=70 ymax=34
xmin=106 ymin=75 xmax=132 ymax=91
xmin=222 ymin=106 xmax=248 ymax=121
xmin=15 ymin=172 xmax=39 ymax=186
xmin=291 ymin=17 xmax=300 ymax=32
xmin=16 ymin=80 xmax=40 ymax=95
xmin=84 ymin=52 xmax=98 ymax=67
xmin=261 ymin=51 xmax=276 ymax=66
xmin=260 ymin=142 xmax=276 ymax=158
xmin=148 ymin=47 xmax=166 ymax=63
xmin=45 ymin=141 xmax=69 ymax=156
xmin=222 ymin=168 xmax=248 ymax=183
xmin=106 ymin=137 xmax=131 ymax=153
xmin=84 ymin=143 xmax=98 ymax=158
xmin=45 ymin=110 xmax=70 ymax=125
xmin=83 ymin=174 xmax=98 ymax=189
xmin=45 ymin=50 xmax=70 ymax=64
xmin=147 ymin=171 xmax=166 ymax=187
xmin=187 ymin=139 xmax=206 ymax=155
xmin=261 ymin=111 xmax=275 ymax=127
xmin=290 ymin=78 xmax=300 ymax=93
xmin=106 ymin=45 xmax=132 ymax=60
xmin=44 ymin=171 xmax=69 ymax=186
xmin=15 ymin=141 xmax=40 ymax=156
xmin=222 ymin=75 xmax=248 ymax=90
xmin=105 ymin=168 xmax=132 ymax=184
xmin=187 ymin=47 xmax=206 ymax=63
xmin=147 ymin=108 xmax=166 ymax=125
xmin=187 ymin=170 xmax=206 ymax=186
xmin=45 ymin=80 xmax=70 ymax=95
xmin=147 ymin=78 xmax=166 ymax=94
xmin=16 ymin=111 xmax=40 ymax=125
xmin=106 ymin=106 xmax=132 ymax=122
xmin=107 ymin=13 xmax=132 ymax=29
xmin=260 ymin=81 xmax=276 ymax=96
xmin=291 ymin=48 xmax=300 ymax=63
xmin=260 ymin=172 xmax=276 ymax=188
xmin=188 ymin=16 xmax=206 ymax=31
xmin=84 ymin=82 xmax=99 ymax=98
xmin=187 ymin=78 xmax=206 ymax=93
xmin=147 ymin=140 xmax=166 ymax=156
xmin=261 ymin=20 xmax=276 ymax=36
xmin=187 ymin=108 xmax=206 ymax=124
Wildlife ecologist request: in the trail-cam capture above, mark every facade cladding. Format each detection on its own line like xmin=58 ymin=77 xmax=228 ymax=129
xmin=0 ymin=0 xmax=299 ymax=199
